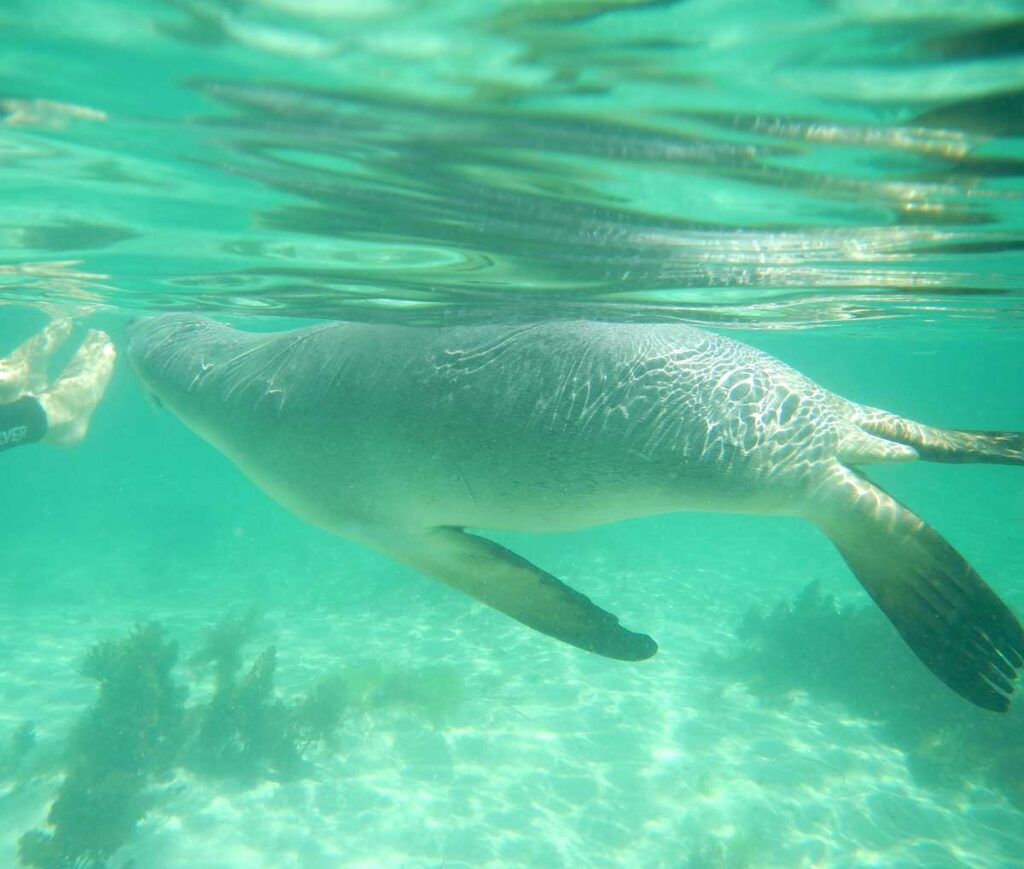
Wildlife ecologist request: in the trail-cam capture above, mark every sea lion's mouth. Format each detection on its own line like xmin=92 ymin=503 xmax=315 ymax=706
xmin=123 ymin=314 xmax=193 ymax=407
xmin=123 ymin=315 xmax=155 ymax=388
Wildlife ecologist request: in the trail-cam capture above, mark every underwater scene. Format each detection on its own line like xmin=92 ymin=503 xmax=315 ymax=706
xmin=2 ymin=1 xmax=1023 ymax=866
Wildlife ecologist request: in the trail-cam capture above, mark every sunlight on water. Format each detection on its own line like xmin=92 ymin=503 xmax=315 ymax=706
xmin=1 ymin=0 xmax=1022 ymax=327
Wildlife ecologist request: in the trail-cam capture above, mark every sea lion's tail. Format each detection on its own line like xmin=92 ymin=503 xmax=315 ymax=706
xmin=808 ymin=461 xmax=1024 ymax=712
xmin=851 ymin=406 xmax=1024 ymax=465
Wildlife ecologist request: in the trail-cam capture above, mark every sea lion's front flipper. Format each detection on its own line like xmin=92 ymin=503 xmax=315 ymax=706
xmin=364 ymin=526 xmax=658 ymax=662
xmin=809 ymin=462 xmax=1024 ymax=712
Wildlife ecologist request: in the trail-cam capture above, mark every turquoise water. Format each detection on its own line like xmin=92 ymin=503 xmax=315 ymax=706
xmin=2 ymin=1 xmax=1023 ymax=867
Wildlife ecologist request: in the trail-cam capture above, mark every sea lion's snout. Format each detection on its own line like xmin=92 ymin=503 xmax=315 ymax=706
xmin=123 ymin=315 xmax=166 ymax=387
xmin=124 ymin=313 xmax=225 ymax=407
xmin=124 ymin=314 xmax=176 ymax=354
xmin=123 ymin=316 xmax=149 ymax=372
xmin=122 ymin=314 xmax=155 ymax=342
xmin=123 ymin=315 xmax=160 ymax=363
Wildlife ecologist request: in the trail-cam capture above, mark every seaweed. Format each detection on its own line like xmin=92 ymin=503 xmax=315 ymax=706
xmin=290 ymin=662 xmax=464 ymax=745
xmin=682 ymin=832 xmax=758 ymax=869
xmin=18 ymin=623 xmax=186 ymax=869
xmin=292 ymin=672 xmax=349 ymax=745
xmin=188 ymin=607 xmax=264 ymax=686
xmin=17 ymin=613 xmax=466 ymax=867
xmin=713 ymin=582 xmax=1024 ymax=809
xmin=342 ymin=663 xmax=464 ymax=723
xmin=0 ymin=722 xmax=36 ymax=780
xmin=718 ymin=582 xmax=906 ymax=715
xmin=188 ymin=645 xmax=304 ymax=780
xmin=185 ymin=620 xmax=463 ymax=781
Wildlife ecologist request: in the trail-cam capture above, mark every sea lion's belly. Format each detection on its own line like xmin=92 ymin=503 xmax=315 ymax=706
xmin=230 ymin=405 xmax=794 ymax=535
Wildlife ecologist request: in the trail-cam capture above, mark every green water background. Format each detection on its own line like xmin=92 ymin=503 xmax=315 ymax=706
xmin=2 ymin=1 xmax=1024 ymax=865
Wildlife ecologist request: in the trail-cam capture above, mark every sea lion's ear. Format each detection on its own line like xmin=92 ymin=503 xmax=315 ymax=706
xmin=362 ymin=526 xmax=658 ymax=662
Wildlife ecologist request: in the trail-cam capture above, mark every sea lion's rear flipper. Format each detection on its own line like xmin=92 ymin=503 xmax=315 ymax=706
xmin=809 ymin=462 xmax=1024 ymax=711
xmin=366 ymin=526 xmax=658 ymax=662
xmin=852 ymin=407 xmax=1024 ymax=466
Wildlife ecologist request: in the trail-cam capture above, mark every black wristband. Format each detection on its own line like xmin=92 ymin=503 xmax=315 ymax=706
xmin=0 ymin=395 xmax=49 ymax=451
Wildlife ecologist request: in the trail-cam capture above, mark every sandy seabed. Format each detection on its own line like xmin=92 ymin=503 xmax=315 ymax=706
xmin=1 ymin=562 xmax=1022 ymax=869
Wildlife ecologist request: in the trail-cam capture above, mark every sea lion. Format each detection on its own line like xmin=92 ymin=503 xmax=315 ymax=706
xmin=125 ymin=315 xmax=1024 ymax=711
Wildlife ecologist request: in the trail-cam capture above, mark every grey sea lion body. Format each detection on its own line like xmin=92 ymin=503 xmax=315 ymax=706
xmin=126 ymin=315 xmax=1024 ymax=711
